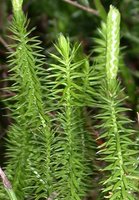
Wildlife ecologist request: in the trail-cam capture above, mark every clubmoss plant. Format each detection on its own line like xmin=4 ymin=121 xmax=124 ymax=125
xmin=94 ymin=6 xmax=138 ymax=200
xmin=1 ymin=0 xmax=54 ymax=199
xmin=47 ymin=35 xmax=94 ymax=200
xmin=0 ymin=1 xmax=138 ymax=200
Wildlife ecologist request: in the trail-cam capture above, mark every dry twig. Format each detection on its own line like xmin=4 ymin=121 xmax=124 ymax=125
xmin=0 ymin=167 xmax=12 ymax=189
xmin=62 ymin=0 xmax=98 ymax=16
xmin=0 ymin=36 xmax=14 ymax=53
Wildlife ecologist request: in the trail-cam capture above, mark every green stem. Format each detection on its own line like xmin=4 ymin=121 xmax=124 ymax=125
xmin=5 ymin=189 xmax=18 ymax=200
xmin=110 ymin=100 xmax=124 ymax=181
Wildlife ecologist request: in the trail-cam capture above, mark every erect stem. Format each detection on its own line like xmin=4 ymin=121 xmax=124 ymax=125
xmin=110 ymin=101 xmax=124 ymax=180
xmin=0 ymin=167 xmax=18 ymax=200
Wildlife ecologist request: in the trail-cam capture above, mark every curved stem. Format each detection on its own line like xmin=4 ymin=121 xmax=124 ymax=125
xmin=0 ymin=168 xmax=18 ymax=200
xmin=5 ymin=189 xmax=18 ymax=200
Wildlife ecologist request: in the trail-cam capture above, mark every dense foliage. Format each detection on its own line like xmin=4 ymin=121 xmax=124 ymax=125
xmin=0 ymin=0 xmax=139 ymax=200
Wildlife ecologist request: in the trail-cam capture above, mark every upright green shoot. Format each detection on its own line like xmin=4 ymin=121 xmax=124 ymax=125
xmin=1 ymin=0 xmax=53 ymax=199
xmin=93 ymin=5 xmax=138 ymax=200
xmin=47 ymin=35 xmax=94 ymax=200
